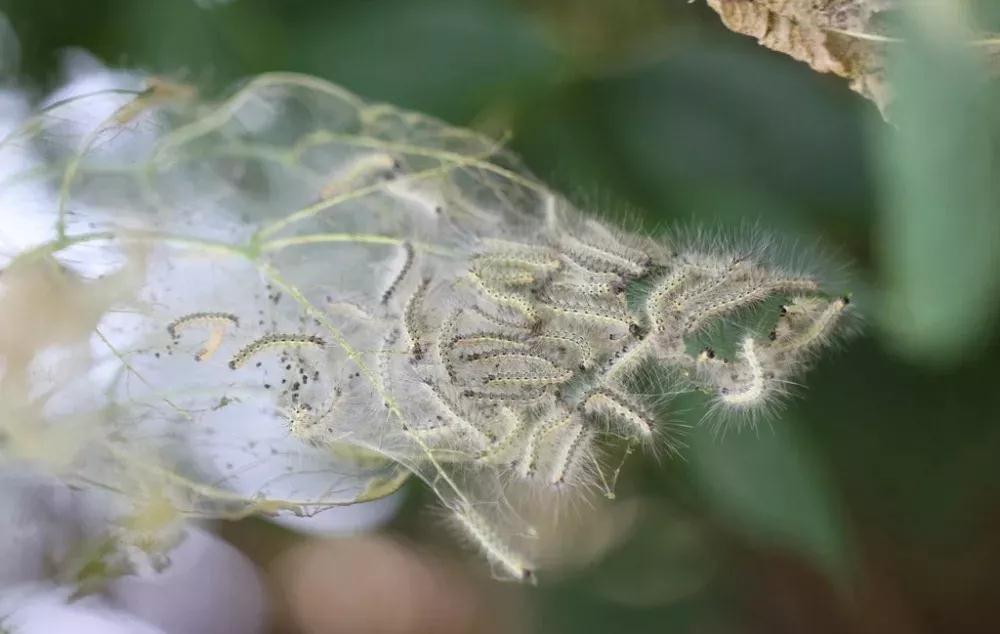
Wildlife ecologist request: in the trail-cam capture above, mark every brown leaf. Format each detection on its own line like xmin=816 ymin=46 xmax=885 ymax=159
xmin=705 ymin=0 xmax=895 ymax=114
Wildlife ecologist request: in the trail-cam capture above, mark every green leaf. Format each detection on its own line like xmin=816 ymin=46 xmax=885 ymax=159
xmin=688 ymin=420 xmax=852 ymax=583
xmin=876 ymin=8 xmax=1000 ymax=365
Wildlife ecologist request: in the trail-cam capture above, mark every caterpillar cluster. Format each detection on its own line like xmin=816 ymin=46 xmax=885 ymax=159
xmin=364 ymin=212 xmax=848 ymax=579
xmin=171 ymin=210 xmax=849 ymax=581
xmin=135 ymin=75 xmax=852 ymax=582
xmin=0 ymin=69 xmax=853 ymax=587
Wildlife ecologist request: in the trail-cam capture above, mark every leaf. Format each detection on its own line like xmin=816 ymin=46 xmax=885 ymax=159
xmin=688 ymin=421 xmax=853 ymax=583
xmin=703 ymin=1 xmax=1000 ymax=118
xmin=875 ymin=6 xmax=1000 ymax=365
xmin=705 ymin=0 xmax=894 ymax=114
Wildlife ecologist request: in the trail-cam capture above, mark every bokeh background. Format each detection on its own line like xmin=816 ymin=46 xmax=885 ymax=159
xmin=1 ymin=1 xmax=998 ymax=633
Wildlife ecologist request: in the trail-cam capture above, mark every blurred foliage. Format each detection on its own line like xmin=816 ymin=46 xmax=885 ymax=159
xmin=877 ymin=6 xmax=1000 ymax=365
xmin=1 ymin=0 xmax=998 ymax=632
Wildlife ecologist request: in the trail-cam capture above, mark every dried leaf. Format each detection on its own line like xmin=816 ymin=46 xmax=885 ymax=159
xmin=704 ymin=1 xmax=998 ymax=118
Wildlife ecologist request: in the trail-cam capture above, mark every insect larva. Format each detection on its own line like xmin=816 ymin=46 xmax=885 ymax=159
xmin=769 ymin=277 xmax=822 ymax=294
xmin=548 ymin=421 xmax=589 ymax=487
xmin=477 ymin=407 xmax=531 ymax=465
xmin=530 ymin=330 xmax=596 ymax=370
xmin=681 ymin=274 xmax=819 ymax=319
xmin=581 ymin=388 xmax=655 ymax=442
xmin=462 ymin=387 xmax=548 ymax=403
xmin=461 ymin=350 xmax=559 ymax=369
xmin=517 ymin=409 xmax=576 ymax=479
xmin=166 ymin=312 xmax=240 ymax=362
xmin=538 ymin=297 xmax=630 ymax=328
xmin=770 ymin=297 xmax=848 ymax=354
xmin=682 ymin=283 xmax=776 ymax=334
xmin=548 ymin=280 xmax=617 ymax=298
xmin=645 ymin=266 xmax=702 ymax=332
xmin=484 ymin=367 xmax=574 ymax=388
xmin=377 ymin=328 xmax=402 ymax=394
xmin=477 ymin=252 xmax=562 ymax=274
xmin=668 ymin=257 xmax=752 ymax=311
xmin=470 ymin=263 xmax=538 ymax=288
xmin=560 ymin=245 xmax=625 ymax=276
xmin=580 ymin=228 xmax=652 ymax=272
xmin=718 ymin=337 xmax=767 ymax=408
xmin=421 ymin=381 xmax=492 ymax=448
xmin=451 ymin=504 xmax=535 ymax=583
xmin=469 ymin=305 xmax=534 ymax=332
xmin=195 ymin=327 xmax=226 ymax=362
xmin=228 ymin=334 xmax=326 ymax=370
xmin=436 ymin=309 xmax=463 ymax=381
xmin=166 ymin=312 xmax=239 ymax=339
xmin=603 ymin=338 xmax=655 ymax=385
xmin=403 ymin=276 xmax=431 ymax=359
xmin=451 ymin=331 xmax=529 ymax=351
xmin=381 ymin=242 xmax=415 ymax=305
xmin=560 ymin=234 xmax=647 ymax=277
xmin=478 ymin=239 xmax=562 ymax=271
xmin=468 ymin=270 xmax=538 ymax=323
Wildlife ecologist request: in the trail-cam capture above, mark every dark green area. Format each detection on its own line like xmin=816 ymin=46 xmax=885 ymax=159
xmin=2 ymin=1 xmax=998 ymax=632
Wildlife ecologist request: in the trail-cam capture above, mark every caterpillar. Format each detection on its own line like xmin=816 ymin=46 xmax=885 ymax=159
xmin=228 ymin=334 xmax=327 ymax=370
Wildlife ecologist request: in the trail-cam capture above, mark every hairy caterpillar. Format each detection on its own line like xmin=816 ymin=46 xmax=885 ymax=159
xmin=4 ymin=72 xmax=853 ymax=584
xmin=228 ymin=334 xmax=327 ymax=370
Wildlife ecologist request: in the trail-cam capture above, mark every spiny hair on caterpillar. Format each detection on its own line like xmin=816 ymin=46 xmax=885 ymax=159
xmin=557 ymin=233 xmax=650 ymax=278
xmin=678 ymin=280 xmax=781 ymax=335
xmin=701 ymin=337 xmax=794 ymax=429
xmin=580 ymin=387 xmax=656 ymax=445
xmin=458 ymin=348 xmax=559 ymax=367
xmin=466 ymin=270 xmax=538 ymax=324
xmin=546 ymin=422 xmax=600 ymax=490
xmin=469 ymin=254 xmax=555 ymax=289
xmin=228 ymin=333 xmax=327 ymax=370
xmin=449 ymin=502 xmax=536 ymax=583
xmin=536 ymin=296 xmax=633 ymax=331
xmin=460 ymin=385 xmax=550 ymax=405
xmin=601 ymin=336 xmax=657 ymax=387
xmin=771 ymin=295 xmax=850 ymax=356
xmin=472 ymin=266 xmax=540 ymax=289
xmin=448 ymin=331 xmax=531 ymax=358
xmin=166 ymin=312 xmax=239 ymax=339
xmin=662 ymin=255 xmax=760 ymax=315
xmin=402 ymin=275 xmax=432 ymax=360
xmin=467 ymin=303 xmax=535 ymax=333
xmin=473 ymin=241 xmax=563 ymax=274
xmin=415 ymin=379 xmax=494 ymax=448
xmin=482 ymin=365 xmax=575 ymax=388
xmin=528 ymin=330 xmax=596 ymax=371
xmin=512 ymin=408 xmax=581 ymax=481
xmin=551 ymin=208 xmax=661 ymax=265
xmin=663 ymin=223 xmax=844 ymax=301
xmin=474 ymin=406 xmax=533 ymax=466
xmin=459 ymin=352 xmax=569 ymax=389
xmin=380 ymin=241 xmax=415 ymax=305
